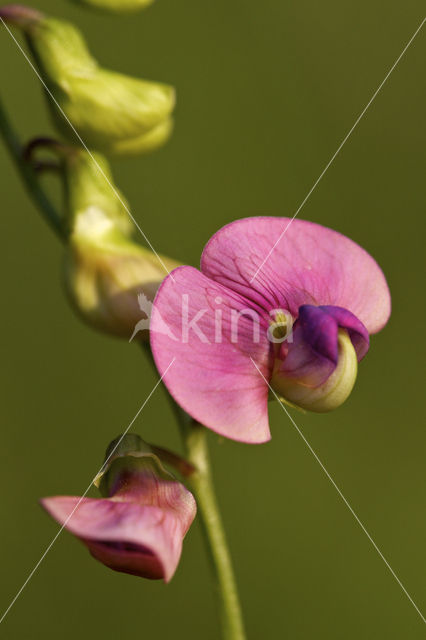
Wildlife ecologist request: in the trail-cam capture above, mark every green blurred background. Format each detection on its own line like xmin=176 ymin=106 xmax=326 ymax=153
xmin=0 ymin=1 xmax=425 ymax=638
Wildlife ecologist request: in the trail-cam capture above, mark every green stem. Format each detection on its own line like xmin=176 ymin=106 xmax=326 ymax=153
xmin=178 ymin=416 xmax=247 ymax=640
xmin=0 ymin=96 xmax=64 ymax=241
xmin=142 ymin=340 xmax=246 ymax=638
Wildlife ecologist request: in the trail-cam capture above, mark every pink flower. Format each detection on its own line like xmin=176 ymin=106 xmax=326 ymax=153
xmin=150 ymin=217 xmax=391 ymax=443
xmin=41 ymin=438 xmax=196 ymax=582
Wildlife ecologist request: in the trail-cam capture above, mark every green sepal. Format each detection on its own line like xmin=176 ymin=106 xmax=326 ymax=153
xmin=94 ymin=433 xmax=174 ymax=497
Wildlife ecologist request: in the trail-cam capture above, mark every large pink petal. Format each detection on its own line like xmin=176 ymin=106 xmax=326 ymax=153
xmin=201 ymin=217 xmax=391 ymax=334
xmin=41 ymin=492 xmax=196 ymax=582
xmin=150 ymin=266 xmax=272 ymax=443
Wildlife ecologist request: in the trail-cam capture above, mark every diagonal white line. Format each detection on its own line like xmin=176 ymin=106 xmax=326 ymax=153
xmin=250 ymin=357 xmax=426 ymax=624
xmin=0 ymin=358 xmax=175 ymax=626
xmin=250 ymin=16 xmax=426 ymax=283
xmin=0 ymin=18 xmax=175 ymax=282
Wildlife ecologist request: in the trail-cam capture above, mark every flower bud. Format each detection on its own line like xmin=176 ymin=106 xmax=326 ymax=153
xmin=63 ymin=149 xmax=180 ymax=338
xmin=71 ymin=0 xmax=155 ymax=12
xmin=94 ymin=433 xmax=180 ymax=496
xmin=41 ymin=434 xmax=196 ymax=582
xmin=5 ymin=7 xmax=175 ymax=154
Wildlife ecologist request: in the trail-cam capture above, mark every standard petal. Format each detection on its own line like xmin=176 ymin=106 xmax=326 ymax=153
xmin=150 ymin=266 xmax=272 ymax=443
xmin=41 ymin=492 xmax=195 ymax=582
xmin=201 ymin=217 xmax=391 ymax=334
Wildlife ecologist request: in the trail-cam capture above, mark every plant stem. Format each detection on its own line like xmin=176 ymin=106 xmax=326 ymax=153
xmin=179 ymin=417 xmax=247 ymax=640
xmin=0 ymin=96 xmax=64 ymax=241
xmin=141 ymin=342 xmax=246 ymax=638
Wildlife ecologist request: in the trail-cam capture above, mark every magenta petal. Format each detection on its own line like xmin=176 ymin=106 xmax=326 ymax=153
xmin=150 ymin=266 xmax=271 ymax=443
xmin=41 ymin=491 xmax=196 ymax=582
xmin=201 ymin=217 xmax=391 ymax=334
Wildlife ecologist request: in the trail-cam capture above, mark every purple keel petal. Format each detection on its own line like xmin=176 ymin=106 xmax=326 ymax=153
xmin=298 ymin=305 xmax=340 ymax=364
xmin=277 ymin=304 xmax=369 ymax=388
xmin=150 ymin=266 xmax=272 ymax=443
xmin=318 ymin=305 xmax=369 ymax=360
xmin=201 ymin=217 xmax=391 ymax=334
xmin=276 ymin=323 xmax=336 ymax=388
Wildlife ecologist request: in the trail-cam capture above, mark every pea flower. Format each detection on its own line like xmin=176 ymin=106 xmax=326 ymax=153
xmin=1 ymin=5 xmax=175 ymax=154
xmin=62 ymin=148 xmax=180 ymax=338
xmin=70 ymin=0 xmax=155 ymax=12
xmin=150 ymin=217 xmax=391 ymax=443
xmin=41 ymin=435 xmax=197 ymax=581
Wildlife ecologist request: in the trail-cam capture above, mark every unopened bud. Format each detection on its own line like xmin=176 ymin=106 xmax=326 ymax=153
xmin=63 ymin=150 xmax=180 ymax=339
xmin=65 ymin=150 xmax=133 ymax=237
xmin=4 ymin=7 xmax=175 ymax=154
xmin=94 ymin=434 xmax=173 ymax=497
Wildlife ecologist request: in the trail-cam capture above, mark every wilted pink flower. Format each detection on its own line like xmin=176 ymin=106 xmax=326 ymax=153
xmin=150 ymin=217 xmax=390 ymax=443
xmin=41 ymin=437 xmax=196 ymax=582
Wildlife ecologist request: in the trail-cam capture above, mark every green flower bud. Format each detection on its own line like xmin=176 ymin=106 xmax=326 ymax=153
xmin=272 ymin=330 xmax=358 ymax=413
xmin=63 ymin=150 xmax=180 ymax=338
xmin=71 ymin=0 xmax=155 ymax=13
xmin=15 ymin=10 xmax=175 ymax=154
xmin=94 ymin=434 xmax=173 ymax=497
xmin=65 ymin=150 xmax=133 ymax=237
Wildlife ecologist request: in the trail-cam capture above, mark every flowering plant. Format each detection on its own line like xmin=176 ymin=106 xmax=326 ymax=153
xmin=1 ymin=3 xmax=408 ymax=639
